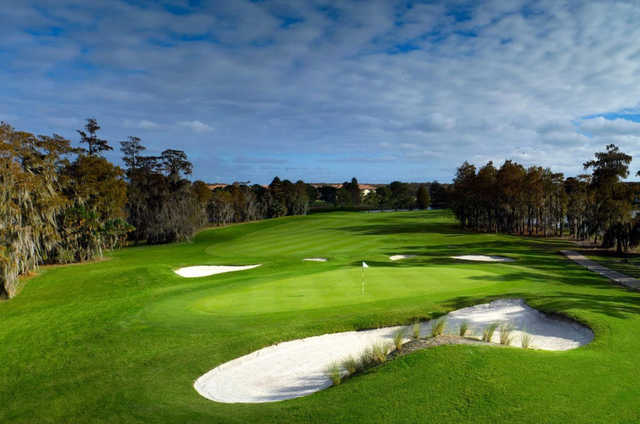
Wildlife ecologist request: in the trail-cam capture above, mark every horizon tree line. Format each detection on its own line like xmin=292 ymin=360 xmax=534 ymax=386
xmin=1 ymin=118 xmax=441 ymax=298
xmin=450 ymin=144 xmax=640 ymax=254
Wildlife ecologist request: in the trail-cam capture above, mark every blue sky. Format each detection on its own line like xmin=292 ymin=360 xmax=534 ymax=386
xmin=3 ymin=0 xmax=640 ymax=184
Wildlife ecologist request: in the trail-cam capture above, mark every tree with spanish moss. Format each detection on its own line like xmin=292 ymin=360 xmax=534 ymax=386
xmin=77 ymin=118 xmax=113 ymax=156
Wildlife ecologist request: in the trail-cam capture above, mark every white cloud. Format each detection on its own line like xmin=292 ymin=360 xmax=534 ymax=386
xmin=123 ymin=119 xmax=160 ymax=130
xmin=579 ymin=117 xmax=640 ymax=137
xmin=5 ymin=1 xmax=640 ymax=182
xmin=178 ymin=120 xmax=214 ymax=133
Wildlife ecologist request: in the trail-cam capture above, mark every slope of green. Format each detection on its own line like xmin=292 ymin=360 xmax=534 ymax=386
xmin=2 ymin=210 xmax=639 ymax=424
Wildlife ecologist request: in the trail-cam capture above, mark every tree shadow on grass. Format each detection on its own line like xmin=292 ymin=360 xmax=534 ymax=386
xmin=348 ymin=239 xmax=574 ymax=270
xmin=440 ymin=291 xmax=640 ymax=320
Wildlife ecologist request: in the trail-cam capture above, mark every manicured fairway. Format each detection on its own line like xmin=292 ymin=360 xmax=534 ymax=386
xmin=2 ymin=210 xmax=640 ymax=423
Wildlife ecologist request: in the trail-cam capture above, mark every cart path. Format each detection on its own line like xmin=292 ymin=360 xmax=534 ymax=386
xmin=561 ymin=250 xmax=640 ymax=290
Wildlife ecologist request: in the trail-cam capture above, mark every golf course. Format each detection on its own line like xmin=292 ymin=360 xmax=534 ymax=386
xmin=2 ymin=210 xmax=640 ymax=423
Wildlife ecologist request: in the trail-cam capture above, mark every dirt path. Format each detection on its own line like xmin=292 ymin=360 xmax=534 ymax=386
xmin=561 ymin=250 xmax=640 ymax=290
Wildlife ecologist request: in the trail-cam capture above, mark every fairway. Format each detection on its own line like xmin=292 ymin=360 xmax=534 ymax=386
xmin=2 ymin=210 xmax=640 ymax=423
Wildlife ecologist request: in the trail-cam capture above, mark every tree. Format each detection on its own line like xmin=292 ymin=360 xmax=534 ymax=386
xmin=451 ymin=162 xmax=477 ymax=228
xmin=318 ymin=185 xmax=337 ymax=205
xmin=268 ymin=177 xmax=287 ymax=217
xmin=450 ymin=160 xmax=566 ymax=236
xmin=0 ymin=124 xmax=71 ymax=297
xmin=429 ymin=181 xmax=449 ymax=208
xmin=584 ymin=144 xmax=633 ymax=254
xmin=56 ymin=154 xmax=129 ymax=261
xmin=161 ymin=149 xmax=192 ymax=182
xmin=389 ymin=181 xmax=414 ymax=209
xmin=120 ymin=141 xmax=204 ymax=244
xmin=77 ymin=118 xmax=112 ymax=156
xmin=416 ymin=185 xmax=430 ymax=210
xmin=349 ymin=177 xmax=361 ymax=205
xmin=120 ymin=136 xmax=146 ymax=170
xmin=375 ymin=185 xmax=393 ymax=209
xmin=337 ymin=178 xmax=361 ymax=206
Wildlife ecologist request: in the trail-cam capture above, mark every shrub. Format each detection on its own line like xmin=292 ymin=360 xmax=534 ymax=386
xmin=341 ymin=356 xmax=360 ymax=374
xmin=359 ymin=347 xmax=376 ymax=369
xmin=431 ymin=318 xmax=446 ymax=337
xmin=371 ymin=343 xmax=391 ymax=364
xmin=499 ymin=323 xmax=514 ymax=345
xmin=412 ymin=322 xmax=421 ymax=340
xmin=459 ymin=321 xmax=469 ymax=337
xmin=326 ymin=362 xmax=342 ymax=385
xmin=355 ymin=342 xmax=392 ymax=374
xmin=482 ymin=323 xmax=499 ymax=342
xmin=521 ymin=333 xmax=533 ymax=349
xmin=393 ymin=328 xmax=406 ymax=352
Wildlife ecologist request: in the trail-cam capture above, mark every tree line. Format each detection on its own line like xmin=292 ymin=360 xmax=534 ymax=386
xmin=204 ymin=178 xmax=443 ymax=225
xmin=1 ymin=119 xmax=448 ymax=298
xmin=0 ymin=119 xmax=217 ymax=297
xmin=450 ymin=144 xmax=640 ymax=254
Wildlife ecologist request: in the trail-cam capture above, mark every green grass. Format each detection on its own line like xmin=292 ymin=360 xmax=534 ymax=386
xmin=1 ymin=210 xmax=640 ymax=423
xmin=583 ymin=250 xmax=640 ymax=279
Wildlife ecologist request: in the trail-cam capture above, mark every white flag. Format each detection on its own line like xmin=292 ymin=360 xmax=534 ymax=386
xmin=362 ymin=261 xmax=368 ymax=268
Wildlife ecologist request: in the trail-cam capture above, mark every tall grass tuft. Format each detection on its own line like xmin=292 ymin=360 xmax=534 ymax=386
xmin=431 ymin=318 xmax=446 ymax=337
xmin=359 ymin=347 xmax=376 ymax=369
xmin=520 ymin=333 xmax=533 ymax=349
xmin=341 ymin=356 xmax=360 ymax=374
xmin=482 ymin=323 xmax=499 ymax=342
xmin=371 ymin=343 xmax=390 ymax=364
xmin=326 ymin=362 xmax=342 ymax=385
xmin=393 ymin=328 xmax=406 ymax=352
xmin=412 ymin=322 xmax=421 ymax=340
xmin=459 ymin=321 xmax=469 ymax=337
xmin=499 ymin=323 xmax=514 ymax=345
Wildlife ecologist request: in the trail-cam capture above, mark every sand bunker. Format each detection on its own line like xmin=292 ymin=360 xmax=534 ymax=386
xmin=194 ymin=299 xmax=592 ymax=403
xmin=451 ymin=255 xmax=515 ymax=262
xmin=389 ymin=254 xmax=416 ymax=261
xmin=174 ymin=265 xmax=261 ymax=278
xmin=303 ymin=258 xmax=328 ymax=262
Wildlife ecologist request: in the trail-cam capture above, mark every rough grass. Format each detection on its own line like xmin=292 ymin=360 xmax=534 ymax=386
xmin=459 ymin=321 xmax=469 ymax=337
xmin=482 ymin=323 xmax=500 ymax=343
xmin=521 ymin=333 xmax=533 ymax=349
xmin=326 ymin=362 xmax=342 ymax=385
xmin=341 ymin=356 xmax=360 ymax=375
xmin=499 ymin=323 xmax=514 ymax=346
xmin=2 ymin=210 xmax=640 ymax=423
xmin=431 ymin=318 xmax=446 ymax=337
xmin=393 ymin=328 xmax=406 ymax=351
xmin=412 ymin=321 xmax=421 ymax=340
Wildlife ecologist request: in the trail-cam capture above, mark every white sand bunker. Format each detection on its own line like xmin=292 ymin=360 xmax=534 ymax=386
xmin=303 ymin=258 xmax=327 ymax=262
xmin=389 ymin=254 xmax=416 ymax=261
xmin=194 ymin=299 xmax=592 ymax=403
xmin=451 ymin=255 xmax=515 ymax=262
xmin=174 ymin=265 xmax=261 ymax=278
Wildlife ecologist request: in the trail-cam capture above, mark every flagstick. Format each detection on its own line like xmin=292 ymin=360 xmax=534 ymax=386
xmin=361 ymin=265 xmax=364 ymax=295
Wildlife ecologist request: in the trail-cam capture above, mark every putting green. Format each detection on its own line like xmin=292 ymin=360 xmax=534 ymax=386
xmin=2 ymin=210 xmax=640 ymax=423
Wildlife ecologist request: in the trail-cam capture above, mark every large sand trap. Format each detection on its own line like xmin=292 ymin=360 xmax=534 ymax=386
xmin=389 ymin=254 xmax=416 ymax=261
xmin=194 ymin=299 xmax=592 ymax=403
xmin=303 ymin=258 xmax=327 ymax=262
xmin=451 ymin=255 xmax=515 ymax=262
xmin=174 ymin=265 xmax=261 ymax=278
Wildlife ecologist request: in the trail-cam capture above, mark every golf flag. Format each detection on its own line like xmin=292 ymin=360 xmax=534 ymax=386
xmin=361 ymin=261 xmax=368 ymax=295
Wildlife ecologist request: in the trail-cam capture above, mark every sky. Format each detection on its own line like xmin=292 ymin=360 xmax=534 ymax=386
xmin=3 ymin=0 xmax=640 ymax=184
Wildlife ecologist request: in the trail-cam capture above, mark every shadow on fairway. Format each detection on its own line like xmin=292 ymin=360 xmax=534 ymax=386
xmin=441 ymin=291 xmax=640 ymax=319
